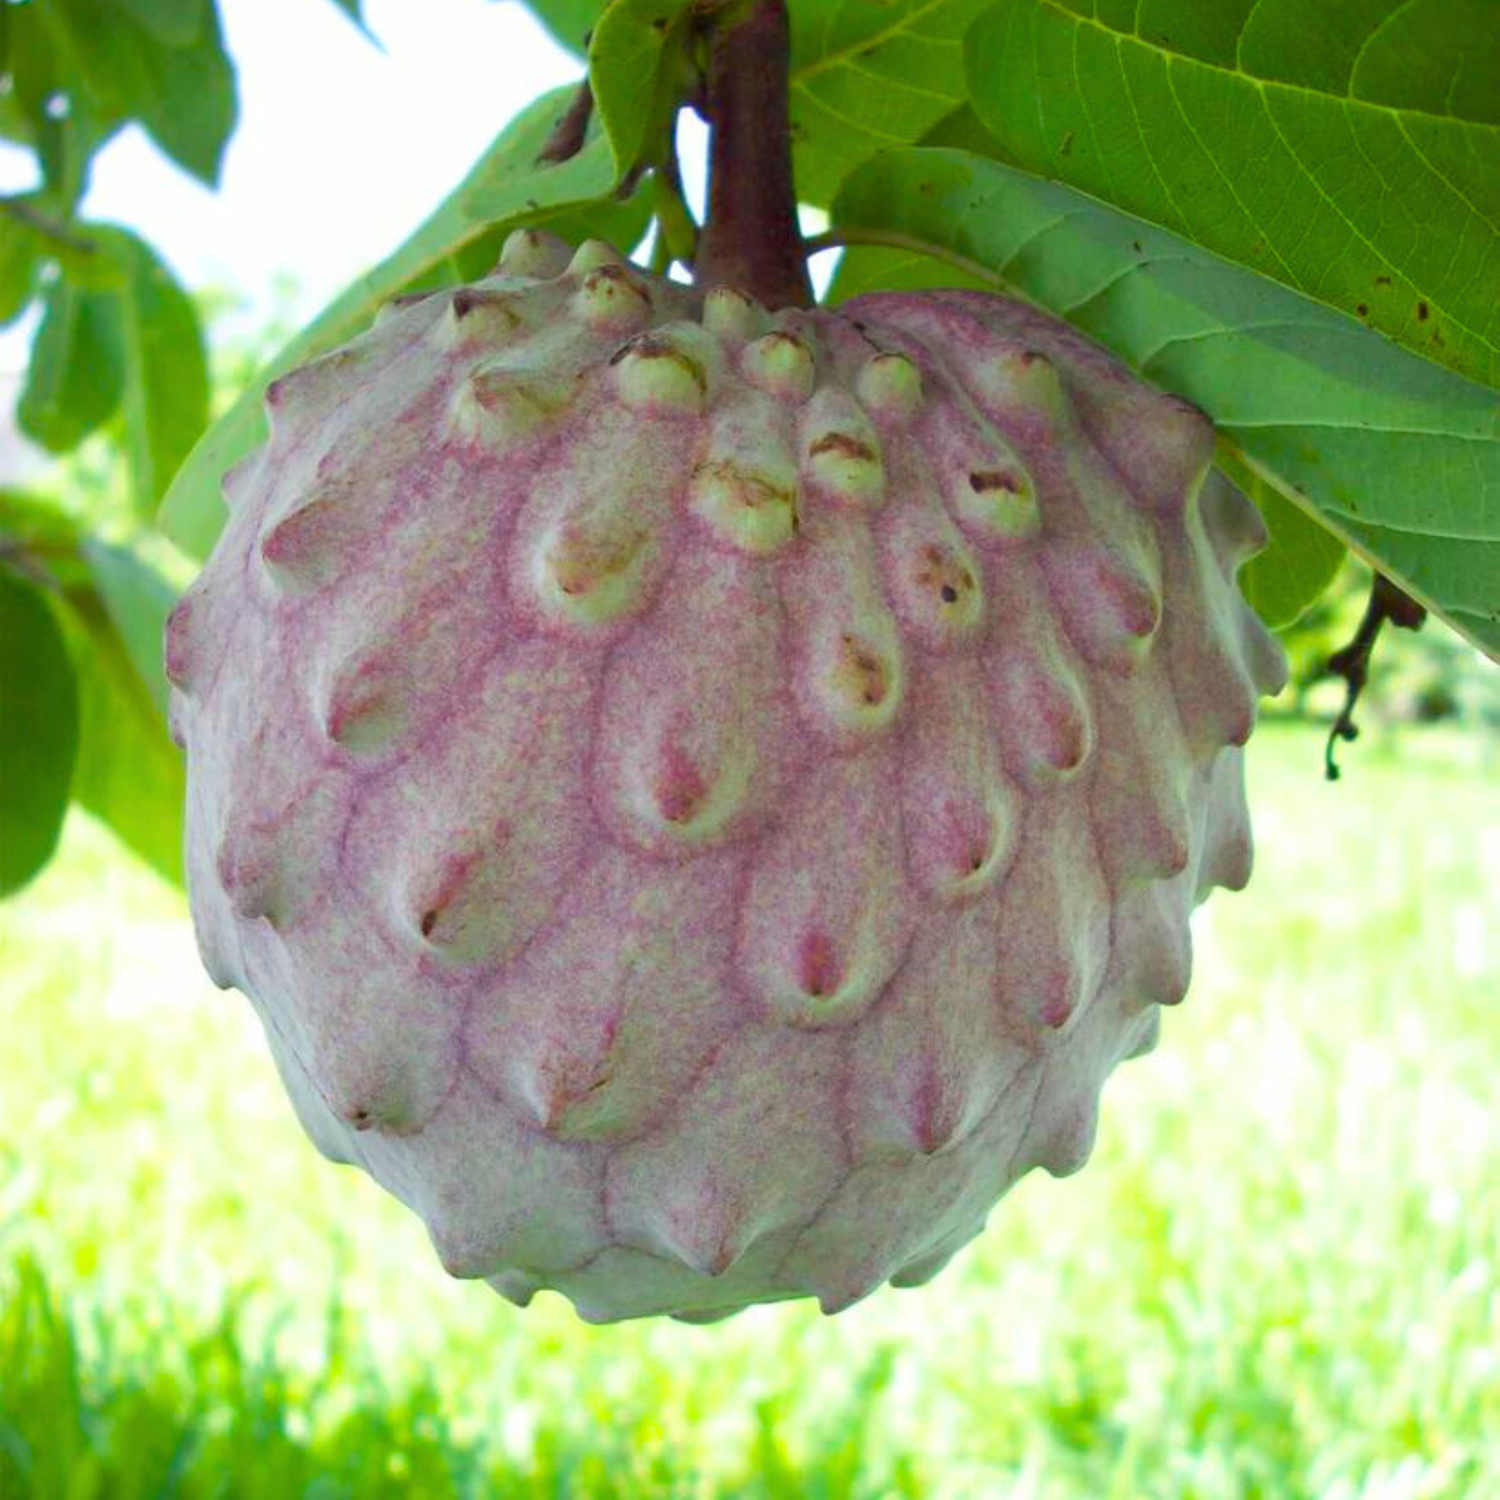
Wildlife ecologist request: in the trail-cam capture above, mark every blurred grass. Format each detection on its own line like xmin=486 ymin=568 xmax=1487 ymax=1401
xmin=1 ymin=720 xmax=1496 ymax=1499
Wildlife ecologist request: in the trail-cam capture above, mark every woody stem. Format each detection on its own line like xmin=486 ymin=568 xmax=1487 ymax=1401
xmin=693 ymin=0 xmax=813 ymax=310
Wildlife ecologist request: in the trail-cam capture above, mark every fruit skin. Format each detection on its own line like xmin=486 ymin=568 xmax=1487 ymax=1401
xmin=167 ymin=230 xmax=1286 ymax=1323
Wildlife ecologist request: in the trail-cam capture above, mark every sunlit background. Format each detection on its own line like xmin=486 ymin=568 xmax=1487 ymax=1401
xmin=3 ymin=0 xmax=578 ymax=356
xmin=2 ymin=2 xmax=1498 ymax=1494
xmin=3 ymin=0 xmax=709 ymax=480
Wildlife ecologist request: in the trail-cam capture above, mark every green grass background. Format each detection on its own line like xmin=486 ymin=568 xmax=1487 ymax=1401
xmin=1 ymin=721 xmax=1496 ymax=1499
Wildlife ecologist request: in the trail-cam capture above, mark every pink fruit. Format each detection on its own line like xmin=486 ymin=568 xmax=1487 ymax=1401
xmin=168 ymin=230 xmax=1286 ymax=1322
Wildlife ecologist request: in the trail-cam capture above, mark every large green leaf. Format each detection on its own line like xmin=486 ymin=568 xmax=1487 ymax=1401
xmin=0 ymin=214 xmax=40 ymax=326
xmin=160 ymin=87 xmax=651 ymax=559
xmin=0 ymin=494 xmax=186 ymax=886
xmin=109 ymin=0 xmax=205 ymax=46
xmin=515 ymin=0 xmax=601 ymax=55
xmin=82 ymin=536 xmax=186 ymax=721
xmin=966 ymin=0 xmax=1500 ymax=391
xmin=519 ymin=0 xmax=996 ymax=205
xmin=826 ymin=242 xmax=991 ymax=301
xmin=40 ymin=0 xmax=237 ymax=188
xmin=0 ymin=5 xmax=110 ymax=210
xmin=0 ymin=570 xmax=80 ymax=897
xmin=789 ymin=0 xmax=992 ymax=206
xmin=1217 ymin=452 xmax=1348 ymax=630
xmin=18 ymin=228 xmax=209 ymax=517
xmin=831 ymin=148 xmax=1500 ymax=659
xmin=16 ymin=276 xmax=125 ymax=453
xmin=56 ymin=584 xmax=185 ymax=887
xmin=588 ymin=0 xmax=693 ymax=177
xmin=100 ymin=228 xmax=211 ymax=521
xmin=459 ymin=82 xmax=627 ymax=221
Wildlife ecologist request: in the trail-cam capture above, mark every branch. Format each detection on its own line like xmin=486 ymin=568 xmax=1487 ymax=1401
xmin=0 ymin=196 xmax=98 ymax=257
xmin=693 ymin=0 xmax=812 ymax=309
xmin=1323 ymin=573 xmax=1427 ymax=781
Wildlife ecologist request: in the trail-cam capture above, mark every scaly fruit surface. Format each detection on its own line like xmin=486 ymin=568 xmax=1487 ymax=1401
xmin=168 ymin=232 xmax=1287 ymax=1323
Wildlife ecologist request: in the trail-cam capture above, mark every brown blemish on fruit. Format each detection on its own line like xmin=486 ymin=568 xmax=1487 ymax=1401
xmin=700 ymin=461 xmax=789 ymax=512
xmin=836 ymin=633 xmax=888 ymax=706
xmin=970 ymin=469 xmax=1021 ymax=494
xmin=584 ymin=263 xmax=652 ymax=305
xmin=809 ymin=432 xmax=875 ymax=463
xmin=913 ymin=544 xmax=975 ymax=610
xmin=611 ymin=335 xmax=706 ymax=392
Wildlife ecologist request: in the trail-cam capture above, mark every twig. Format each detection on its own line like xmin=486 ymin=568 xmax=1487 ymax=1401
xmin=0 ymin=196 xmax=97 ymax=256
xmin=1323 ymin=573 xmax=1427 ymax=781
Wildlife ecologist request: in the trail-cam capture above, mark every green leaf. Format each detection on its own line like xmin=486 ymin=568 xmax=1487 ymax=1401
xmin=0 ymin=489 xmax=90 ymax=589
xmin=517 ymin=0 xmax=601 ymax=56
xmin=0 ymin=570 xmax=80 ymax=897
xmin=1216 ymin=452 xmax=1348 ymax=629
xmin=789 ymin=0 xmax=993 ymax=206
xmin=827 ymin=242 xmax=992 ymax=302
xmin=54 ymin=586 xmax=185 ymax=887
xmin=0 ymin=5 xmax=109 ymax=210
xmin=966 ymin=0 xmax=1500 ymax=390
xmin=98 ymin=228 xmax=211 ymax=520
xmin=459 ymin=83 xmax=627 ymax=222
xmin=0 ymin=214 xmax=41 ymax=326
xmin=108 ymin=0 xmax=205 ymax=46
xmin=161 ymin=86 xmax=651 ymax=559
xmin=588 ymin=0 xmax=692 ymax=177
xmin=17 ymin=275 xmax=126 ymax=453
xmin=81 ymin=536 xmax=185 ymax=720
xmin=42 ymin=0 xmax=237 ymax=187
xmin=323 ymin=0 xmax=374 ymax=36
xmin=918 ymin=104 xmax=1015 ymax=162
xmin=0 ymin=495 xmax=186 ymax=883
xmin=528 ymin=0 xmax=998 ymax=203
xmin=831 ymin=147 xmax=1500 ymax=659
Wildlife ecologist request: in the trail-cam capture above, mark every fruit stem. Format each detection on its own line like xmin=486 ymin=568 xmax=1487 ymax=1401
xmin=694 ymin=0 xmax=813 ymax=310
